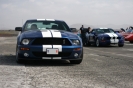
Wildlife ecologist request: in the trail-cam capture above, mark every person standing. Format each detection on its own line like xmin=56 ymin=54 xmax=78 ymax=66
xmin=80 ymin=25 xmax=86 ymax=45
xmin=86 ymin=27 xmax=91 ymax=33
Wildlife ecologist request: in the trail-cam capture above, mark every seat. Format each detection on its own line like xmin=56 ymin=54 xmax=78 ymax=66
xmin=31 ymin=24 xmax=38 ymax=29
xmin=52 ymin=25 xmax=58 ymax=29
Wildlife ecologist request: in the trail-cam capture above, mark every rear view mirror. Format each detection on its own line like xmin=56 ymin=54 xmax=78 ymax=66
xmin=15 ymin=27 xmax=22 ymax=31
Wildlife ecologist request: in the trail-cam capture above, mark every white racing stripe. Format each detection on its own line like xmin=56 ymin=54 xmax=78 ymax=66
xmin=37 ymin=19 xmax=45 ymax=21
xmin=112 ymin=33 xmax=119 ymax=43
xmin=41 ymin=30 xmax=52 ymax=37
xmin=41 ymin=30 xmax=52 ymax=59
xmin=41 ymin=30 xmax=62 ymax=59
xmin=42 ymin=45 xmax=52 ymax=52
xmin=53 ymin=57 xmax=61 ymax=59
xmin=51 ymin=30 xmax=62 ymax=59
xmin=53 ymin=45 xmax=62 ymax=52
xmin=50 ymin=30 xmax=62 ymax=38
xmin=105 ymin=33 xmax=114 ymax=43
xmin=46 ymin=19 xmax=55 ymax=21
xmin=42 ymin=57 xmax=51 ymax=59
xmin=42 ymin=45 xmax=52 ymax=59
xmin=53 ymin=45 xmax=62 ymax=59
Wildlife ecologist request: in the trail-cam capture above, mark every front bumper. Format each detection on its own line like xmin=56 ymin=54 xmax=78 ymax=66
xmin=17 ymin=45 xmax=83 ymax=60
xmin=99 ymin=39 xmax=124 ymax=45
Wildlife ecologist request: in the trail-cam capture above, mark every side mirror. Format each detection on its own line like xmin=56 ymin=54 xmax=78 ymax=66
xmin=15 ymin=27 xmax=22 ymax=31
xmin=114 ymin=31 xmax=119 ymax=33
xmin=70 ymin=28 xmax=77 ymax=32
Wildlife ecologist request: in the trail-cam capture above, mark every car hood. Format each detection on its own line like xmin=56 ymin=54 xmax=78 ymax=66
xmin=99 ymin=33 xmax=122 ymax=37
xmin=120 ymin=32 xmax=133 ymax=38
xmin=22 ymin=30 xmax=79 ymax=39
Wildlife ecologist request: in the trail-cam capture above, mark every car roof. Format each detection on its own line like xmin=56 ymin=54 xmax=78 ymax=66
xmin=26 ymin=19 xmax=64 ymax=22
xmin=93 ymin=28 xmax=113 ymax=30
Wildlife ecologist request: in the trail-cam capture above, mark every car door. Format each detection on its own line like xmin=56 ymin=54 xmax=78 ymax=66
xmin=88 ymin=29 xmax=96 ymax=43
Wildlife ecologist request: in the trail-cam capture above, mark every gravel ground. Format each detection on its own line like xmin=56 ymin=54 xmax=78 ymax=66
xmin=0 ymin=37 xmax=133 ymax=88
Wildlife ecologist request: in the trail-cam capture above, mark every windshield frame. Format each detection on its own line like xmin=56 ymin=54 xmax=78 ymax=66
xmin=22 ymin=20 xmax=71 ymax=32
xmin=95 ymin=29 xmax=115 ymax=34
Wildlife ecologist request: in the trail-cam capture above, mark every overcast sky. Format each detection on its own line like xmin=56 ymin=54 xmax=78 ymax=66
xmin=0 ymin=0 xmax=133 ymax=29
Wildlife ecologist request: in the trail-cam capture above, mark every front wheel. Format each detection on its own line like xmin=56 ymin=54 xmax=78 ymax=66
xmin=129 ymin=41 xmax=133 ymax=43
xmin=95 ymin=39 xmax=101 ymax=47
xmin=70 ymin=59 xmax=83 ymax=64
xmin=118 ymin=44 xmax=124 ymax=47
xmin=16 ymin=46 xmax=23 ymax=63
xmin=87 ymin=42 xmax=91 ymax=46
xmin=70 ymin=49 xmax=83 ymax=64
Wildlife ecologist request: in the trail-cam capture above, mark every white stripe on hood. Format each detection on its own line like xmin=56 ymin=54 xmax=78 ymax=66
xmin=105 ymin=33 xmax=119 ymax=43
xmin=50 ymin=30 xmax=62 ymax=38
xmin=41 ymin=30 xmax=52 ymax=37
xmin=41 ymin=30 xmax=62 ymax=59
xmin=112 ymin=33 xmax=119 ymax=43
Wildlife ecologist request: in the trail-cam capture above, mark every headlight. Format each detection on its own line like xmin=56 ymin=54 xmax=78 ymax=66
xmin=22 ymin=39 xmax=30 ymax=45
xmin=71 ymin=39 xmax=80 ymax=45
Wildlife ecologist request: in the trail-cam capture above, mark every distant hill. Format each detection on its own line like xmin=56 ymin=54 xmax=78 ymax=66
xmin=69 ymin=24 xmax=94 ymax=30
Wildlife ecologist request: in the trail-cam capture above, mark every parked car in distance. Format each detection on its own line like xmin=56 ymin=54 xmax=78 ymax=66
xmin=125 ymin=34 xmax=133 ymax=43
xmin=120 ymin=28 xmax=133 ymax=38
xmin=86 ymin=28 xmax=124 ymax=47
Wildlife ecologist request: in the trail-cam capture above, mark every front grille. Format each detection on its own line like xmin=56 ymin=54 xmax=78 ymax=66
xmin=106 ymin=37 xmax=121 ymax=39
xmin=32 ymin=38 xmax=71 ymax=45
xmin=32 ymin=52 xmax=71 ymax=57
xmin=117 ymin=37 xmax=121 ymax=39
xmin=113 ymin=37 xmax=115 ymax=39
xmin=106 ymin=37 xmax=111 ymax=40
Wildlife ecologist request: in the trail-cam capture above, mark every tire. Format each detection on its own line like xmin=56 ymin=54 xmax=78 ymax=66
xmin=70 ymin=59 xmax=83 ymax=64
xmin=95 ymin=39 xmax=100 ymax=47
xmin=16 ymin=46 xmax=23 ymax=63
xmin=87 ymin=42 xmax=91 ymax=46
xmin=70 ymin=49 xmax=83 ymax=64
xmin=129 ymin=41 xmax=133 ymax=43
xmin=118 ymin=44 xmax=124 ymax=47
xmin=86 ymin=38 xmax=91 ymax=46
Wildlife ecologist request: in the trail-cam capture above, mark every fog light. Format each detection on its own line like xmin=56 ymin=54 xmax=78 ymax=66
xmin=20 ymin=48 xmax=30 ymax=50
xmin=24 ymin=53 xmax=29 ymax=57
xmin=74 ymin=53 xmax=78 ymax=57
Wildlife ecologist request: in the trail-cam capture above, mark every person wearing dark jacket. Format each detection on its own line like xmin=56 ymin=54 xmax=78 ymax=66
xmin=86 ymin=27 xmax=91 ymax=33
xmin=80 ymin=25 xmax=86 ymax=45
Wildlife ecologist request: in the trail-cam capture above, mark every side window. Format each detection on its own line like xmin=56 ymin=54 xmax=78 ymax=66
xmin=96 ymin=29 xmax=104 ymax=33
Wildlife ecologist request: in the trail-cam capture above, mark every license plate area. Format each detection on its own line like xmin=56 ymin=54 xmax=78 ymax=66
xmin=46 ymin=48 xmax=58 ymax=54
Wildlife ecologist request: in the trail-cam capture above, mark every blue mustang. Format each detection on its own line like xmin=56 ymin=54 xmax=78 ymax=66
xmin=86 ymin=28 xmax=124 ymax=47
xmin=15 ymin=19 xmax=83 ymax=64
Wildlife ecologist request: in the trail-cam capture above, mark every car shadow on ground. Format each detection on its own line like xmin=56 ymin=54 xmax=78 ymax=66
xmin=0 ymin=54 xmax=75 ymax=66
xmin=24 ymin=60 xmax=74 ymax=66
xmin=84 ymin=45 xmax=120 ymax=48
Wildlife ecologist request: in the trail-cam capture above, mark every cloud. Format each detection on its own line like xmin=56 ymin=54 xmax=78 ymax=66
xmin=0 ymin=0 xmax=133 ymax=29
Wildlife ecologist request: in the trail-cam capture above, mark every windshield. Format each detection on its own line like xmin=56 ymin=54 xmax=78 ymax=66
xmin=23 ymin=21 xmax=70 ymax=31
xmin=96 ymin=29 xmax=115 ymax=34
xmin=125 ymin=29 xmax=133 ymax=33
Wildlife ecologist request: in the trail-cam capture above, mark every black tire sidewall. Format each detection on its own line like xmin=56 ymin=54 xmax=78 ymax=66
xmin=95 ymin=39 xmax=100 ymax=47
